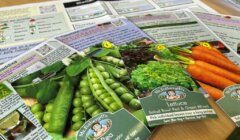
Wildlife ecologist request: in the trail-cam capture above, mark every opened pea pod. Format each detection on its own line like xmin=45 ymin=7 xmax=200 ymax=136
xmin=79 ymin=74 xmax=105 ymax=117
xmin=94 ymin=63 xmax=141 ymax=110
xmin=87 ymin=61 xmax=123 ymax=112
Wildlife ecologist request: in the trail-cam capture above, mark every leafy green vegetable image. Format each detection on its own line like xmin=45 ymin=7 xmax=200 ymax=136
xmin=131 ymin=61 xmax=195 ymax=91
xmin=66 ymin=58 xmax=90 ymax=76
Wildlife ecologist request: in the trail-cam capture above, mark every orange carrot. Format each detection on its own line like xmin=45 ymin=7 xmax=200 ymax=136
xmin=197 ymin=81 xmax=223 ymax=100
xmin=187 ymin=64 xmax=236 ymax=90
xmin=198 ymin=45 xmax=223 ymax=55
xmin=195 ymin=61 xmax=240 ymax=83
xmin=191 ymin=49 xmax=240 ymax=73
xmin=211 ymin=47 xmax=224 ymax=55
xmin=192 ymin=46 xmax=232 ymax=63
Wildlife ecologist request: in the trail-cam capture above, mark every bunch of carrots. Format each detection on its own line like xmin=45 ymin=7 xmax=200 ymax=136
xmin=172 ymin=45 xmax=240 ymax=100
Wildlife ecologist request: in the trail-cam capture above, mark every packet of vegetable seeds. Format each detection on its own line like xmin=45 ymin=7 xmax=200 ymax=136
xmin=166 ymin=41 xmax=240 ymax=127
xmin=0 ymin=41 xmax=152 ymax=140
xmin=115 ymin=41 xmax=218 ymax=127
xmin=0 ymin=18 xmax=156 ymax=140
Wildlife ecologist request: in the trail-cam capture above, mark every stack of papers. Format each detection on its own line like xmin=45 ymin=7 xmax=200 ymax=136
xmin=0 ymin=0 xmax=239 ymax=139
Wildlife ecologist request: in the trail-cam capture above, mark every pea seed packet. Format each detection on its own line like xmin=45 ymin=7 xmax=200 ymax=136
xmin=1 ymin=41 xmax=152 ymax=139
xmin=217 ymin=85 xmax=240 ymax=127
xmin=77 ymin=109 xmax=151 ymax=140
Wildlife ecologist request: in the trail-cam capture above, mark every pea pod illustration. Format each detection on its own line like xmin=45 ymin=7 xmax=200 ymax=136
xmin=94 ymin=60 xmax=129 ymax=80
xmin=79 ymin=74 xmax=104 ymax=117
xmin=88 ymin=62 xmax=123 ymax=112
xmin=100 ymin=56 xmax=125 ymax=67
xmin=48 ymin=75 xmax=74 ymax=134
xmin=95 ymin=63 xmax=141 ymax=110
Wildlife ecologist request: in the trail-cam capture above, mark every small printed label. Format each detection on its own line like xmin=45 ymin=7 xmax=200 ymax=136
xmin=140 ymin=86 xmax=217 ymax=126
xmin=77 ymin=109 xmax=151 ymax=140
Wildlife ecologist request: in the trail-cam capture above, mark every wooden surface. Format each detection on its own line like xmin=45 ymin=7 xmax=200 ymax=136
xmin=0 ymin=0 xmax=239 ymax=140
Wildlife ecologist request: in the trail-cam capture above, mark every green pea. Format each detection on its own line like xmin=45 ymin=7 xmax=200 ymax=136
xmin=73 ymin=107 xmax=83 ymax=114
xmin=89 ymin=68 xmax=94 ymax=73
xmin=103 ymin=97 xmax=114 ymax=104
xmin=89 ymin=73 xmax=97 ymax=78
xmin=43 ymin=113 xmax=51 ymax=123
xmin=72 ymin=121 xmax=84 ymax=131
xmin=80 ymin=80 xmax=89 ymax=87
xmin=83 ymin=101 xmax=94 ymax=108
xmin=121 ymin=93 xmax=134 ymax=103
xmin=99 ymin=93 xmax=109 ymax=99
xmin=95 ymin=89 xmax=104 ymax=96
xmin=110 ymin=83 xmax=121 ymax=89
xmin=86 ymin=105 xmax=98 ymax=114
xmin=72 ymin=114 xmax=83 ymax=122
xmin=119 ymin=60 xmax=125 ymax=66
xmin=81 ymin=95 xmax=92 ymax=102
xmin=106 ymin=56 xmax=113 ymax=62
xmin=91 ymin=78 xmax=100 ymax=83
xmin=119 ymin=69 xmax=127 ymax=76
xmin=96 ymin=65 xmax=105 ymax=71
xmin=45 ymin=103 xmax=53 ymax=113
xmin=31 ymin=103 xmax=43 ymax=113
xmin=73 ymin=98 xmax=82 ymax=107
xmin=92 ymin=109 xmax=103 ymax=116
xmin=105 ymin=79 xmax=115 ymax=84
xmin=101 ymin=72 xmax=110 ymax=79
xmin=80 ymin=87 xmax=91 ymax=95
xmin=115 ymin=87 xmax=127 ymax=95
xmin=34 ymin=111 xmax=44 ymax=122
xmin=43 ymin=123 xmax=49 ymax=131
xmin=112 ymin=58 xmax=120 ymax=64
xmin=92 ymin=83 xmax=103 ymax=90
xmin=129 ymin=99 xmax=141 ymax=110
xmin=109 ymin=102 xmax=121 ymax=111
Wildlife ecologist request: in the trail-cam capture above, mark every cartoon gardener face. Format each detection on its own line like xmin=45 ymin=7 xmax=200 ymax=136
xmin=167 ymin=90 xmax=176 ymax=96
xmin=236 ymin=89 xmax=240 ymax=95
xmin=92 ymin=122 xmax=101 ymax=132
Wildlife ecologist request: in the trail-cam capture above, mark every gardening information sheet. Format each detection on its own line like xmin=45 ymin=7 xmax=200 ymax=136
xmin=127 ymin=10 xmax=240 ymax=65
xmin=0 ymin=1 xmax=73 ymax=64
xmin=0 ymin=0 xmax=217 ymax=64
xmin=194 ymin=12 xmax=240 ymax=55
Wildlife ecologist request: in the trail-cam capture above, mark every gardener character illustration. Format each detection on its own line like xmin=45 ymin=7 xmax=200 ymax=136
xmin=166 ymin=90 xmax=181 ymax=100
xmin=234 ymin=89 xmax=240 ymax=99
xmin=91 ymin=120 xmax=111 ymax=139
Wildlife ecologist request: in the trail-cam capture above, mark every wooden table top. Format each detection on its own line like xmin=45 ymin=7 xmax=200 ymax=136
xmin=0 ymin=0 xmax=239 ymax=140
